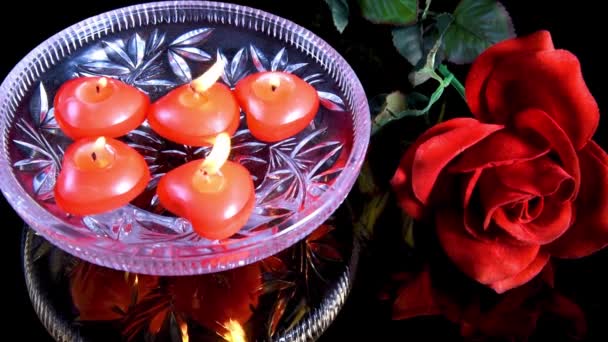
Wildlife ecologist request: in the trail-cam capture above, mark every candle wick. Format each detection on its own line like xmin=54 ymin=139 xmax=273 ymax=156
xmin=91 ymin=152 xmax=97 ymax=161
xmin=269 ymin=76 xmax=281 ymax=92
xmin=96 ymin=77 xmax=108 ymax=94
xmin=189 ymin=84 xmax=204 ymax=101
xmin=200 ymin=168 xmax=211 ymax=183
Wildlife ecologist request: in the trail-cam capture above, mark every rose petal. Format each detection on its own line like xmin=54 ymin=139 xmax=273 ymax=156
xmin=546 ymin=141 xmax=608 ymax=258
xmin=523 ymin=199 xmax=573 ymax=243
xmin=495 ymin=157 xmax=576 ymax=201
xmin=545 ymin=292 xmax=588 ymax=339
xmin=464 ymin=200 xmax=485 ymax=238
xmin=491 ymin=192 xmax=572 ymax=245
xmin=466 ymin=31 xmax=554 ymax=119
xmin=478 ymin=169 xmax=532 ymax=229
xmin=493 ymin=198 xmax=568 ymax=241
xmin=489 ymin=253 xmax=549 ymax=293
xmin=513 ymin=108 xmax=580 ymax=195
xmin=470 ymin=273 xmax=551 ymax=337
xmin=392 ymin=267 xmax=442 ymax=320
xmin=391 ymin=167 xmax=426 ymax=219
xmin=462 ymin=169 xmax=482 ymax=208
xmin=502 ymin=199 xmax=544 ymax=223
xmin=411 ymin=121 xmax=502 ymax=204
xmin=493 ymin=208 xmax=536 ymax=241
xmin=436 ymin=208 xmax=541 ymax=285
xmin=391 ymin=118 xmax=496 ymax=219
xmin=474 ymin=276 xmax=548 ymax=337
xmin=522 ymin=197 xmax=544 ymax=222
xmin=450 ymin=130 xmax=549 ymax=173
xmin=540 ymin=261 xmax=555 ymax=288
xmin=484 ymin=50 xmax=599 ymax=150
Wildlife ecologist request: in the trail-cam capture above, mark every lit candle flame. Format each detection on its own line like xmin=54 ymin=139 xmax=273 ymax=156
xmin=93 ymin=136 xmax=106 ymax=151
xmin=220 ymin=319 xmax=246 ymax=342
xmin=91 ymin=136 xmax=111 ymax=168
xmin=269 ymin=75 xmax=281 ymax=91
xmin=180 ymin=321 xmax=189 ymax=342
xmin=97 ymin=77 xmax=108 ymax=89
xmin=200 ymin=132 xmax=231 ymax=175
xmin=191 ymin=58 xmax=225 ymax=94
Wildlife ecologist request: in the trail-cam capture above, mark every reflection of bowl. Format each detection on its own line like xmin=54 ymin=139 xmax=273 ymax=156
xmin=0 ymin=1 xmax=369 ymax=275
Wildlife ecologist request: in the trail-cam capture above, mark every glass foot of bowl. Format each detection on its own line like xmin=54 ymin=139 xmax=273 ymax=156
xmin=1 ymin=1 xmax=369 ymax=275
xmin=22 ymin=209 xmax=359 ymax=341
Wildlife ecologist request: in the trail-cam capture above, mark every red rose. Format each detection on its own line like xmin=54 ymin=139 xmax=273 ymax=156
xmin=392 ymin=265 xmax=587 ymax=339
xmin=391 ymin=31 xmax=608 ymax=293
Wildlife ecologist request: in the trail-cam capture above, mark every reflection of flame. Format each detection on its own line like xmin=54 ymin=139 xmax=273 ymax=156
xmin=180 ymin=321 xmax=189 ymax=342
xmin=220 ymin=320 xmax=246 ymax=342
xmin=133 ymin=274 xmax=139 ymax=287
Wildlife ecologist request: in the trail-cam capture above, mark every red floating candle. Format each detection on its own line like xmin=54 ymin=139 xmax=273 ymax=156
xmin=54 ymin=77 xmax=149 ymax=139
xmin=157 ymin=133 xmax=255 ymax=240
xmin=54 ymin=136 xmax=150 ymax=216
xmin=148 ymin=60 xmax=240 ymax=146
xmin=235 ymin=71 xmax=319 ymax=142
xmin=171 ymin=263 xmax=261 ymax=335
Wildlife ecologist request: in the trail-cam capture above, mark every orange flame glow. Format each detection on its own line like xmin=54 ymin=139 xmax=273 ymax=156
xmin=191 ymin=58 xmax=225 ymax=93
xmin=220 ymin=319 xmax=246 ymax=342
xmin=180 ymin=321 xmax=189 ymax=342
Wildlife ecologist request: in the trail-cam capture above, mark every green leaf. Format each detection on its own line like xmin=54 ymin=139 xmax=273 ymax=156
xmin=443 ymin=0 xmax=515 ymax=64
xmin=435 ymin=12 xmax=454 ymax=35
xmin=407 ymin=37 xmax=441 ymax=86
xmin=392 ymin=25 xmax=423 ymax=66
xmin=359 ymin=0 xmax=418 ymax=25
xmin=407 ymin=13 xmax=453 ymax=86
xmin=355 ymin=192 xmax=390 ymax=240
xmin=392 ymin=13 xmax=452 ymax=69
xmin=357 ymin=160 xmax=379 ymax=195
xmin=402 ymin=214 xmax=415 ymax=247
xmin=392 ymin=74 xmax=453 ymax=119
xmin=371 ymin=91 xmax=408 ymax=136
xmin=407 ymin=92 xmax=429 ymax=108
xmin=410 ymin=73 xmax=453 ymax=112
xmin=437 ymin=64 xmax=465 ymax=98
xmin=324 ymin=0 xmax=350 ymax=33
xmin=421 ymin=0 xmax=432 ymax=19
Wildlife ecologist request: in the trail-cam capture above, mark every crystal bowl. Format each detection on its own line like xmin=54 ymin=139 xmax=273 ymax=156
xmin=0 ymin=1 xmax=369 ymax=275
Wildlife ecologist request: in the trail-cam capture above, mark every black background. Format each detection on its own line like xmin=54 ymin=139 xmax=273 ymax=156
xmin=2 ymin=1 xmax=605 ymax=341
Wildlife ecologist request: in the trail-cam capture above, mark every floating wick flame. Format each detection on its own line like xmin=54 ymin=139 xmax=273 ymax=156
xmin=91 ymin=136 xmax=111 ymax=168
xmin=200 ymin=132 xmax=231 ymax=176
xmin=191 ymin=58 xmax=225 ymax=94
xmin=269 ymin=75 xmax=281 ymax=91
xmin=220 ymin=319 xmax=246 ymax=342
xmin=96 ymin=77 xmax=108 ymax=93
xmin=180 ymin=321 xmax=189 ymax=342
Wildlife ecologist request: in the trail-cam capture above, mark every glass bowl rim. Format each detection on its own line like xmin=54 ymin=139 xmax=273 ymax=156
xmin=0 ymin=0 xmax=370 ymax=275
